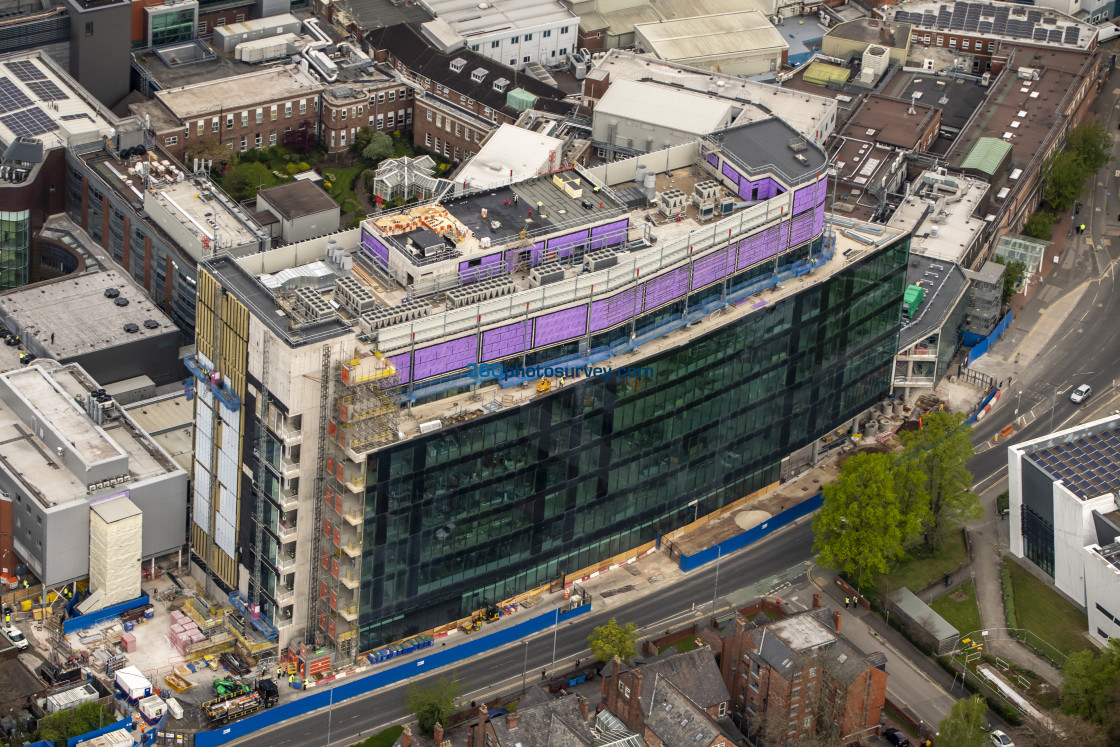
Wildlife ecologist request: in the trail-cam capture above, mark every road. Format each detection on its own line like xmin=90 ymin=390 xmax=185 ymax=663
xmin=235 ymin=520 xmax=817 ymax=747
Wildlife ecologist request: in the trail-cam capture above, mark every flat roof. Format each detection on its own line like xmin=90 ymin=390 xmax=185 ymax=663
xmin=588 ymin=50 xmax=837 ymax=145
xmin=898 ymin=255 xmax=969 ymax=349
xmin=124 ymin=394 xmax=193 ymax=472
xmin=826 ymin=18 xmax=912 ymax=48
xmin=259 ymin=180 xmax=339 ymax=221
xmin=422 ymin=0 xmax=575 ymax=36
xmin=842 ymin=94 xmax=940 ymax=150
xmin=0 ymin=270 xmax=176 ymax=360
xmin=132 ymin=44 xmax=258 ymax=91
xmin=886 ymin=73 xmax=986 ymax=133
xmin=888 ymin=170 xmax=987 ymax=264
xmin=154 ymin=64 xmax=323 ymax=120
xmin=91 ymin=494 xmax=142 ymax=523
xmin=635 ymin=11 xmax=789 ymax=61
xmin=454 ymin=124 xmax=565 ymax=190
xmin=715 ymin=117 xmax=828 ymax=184
xmin=0 ymin=365 xmax=178 ymax=508
xmin=0 ymin=51 xmax=115 ymax=150
xmin=594 ymin=79 xmax=732 ymax=136
xmin=146 ymin=177 xmax=264 ymax=253
xmin=1022 ymin=424 xmax=1120 ymax=501
xmin=769 ymin=614 xmax=837 ymax=650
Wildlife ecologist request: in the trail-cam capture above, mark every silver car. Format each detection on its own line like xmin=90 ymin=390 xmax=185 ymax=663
xmin=1071 ymin=384 xmax=1092 ymax=403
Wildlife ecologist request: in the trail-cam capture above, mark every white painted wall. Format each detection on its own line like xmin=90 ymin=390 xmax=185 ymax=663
xmin=1084 ymin=544 xmax=1120 ymax=645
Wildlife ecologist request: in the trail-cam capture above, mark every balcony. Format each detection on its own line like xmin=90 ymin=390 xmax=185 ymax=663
xmin=892 ymin=375 xmax=936 ymax=388
xmin=900 ymin=345 xmax=938 ymax=360
xmin=342 ymin=506 xmax=363 ymax=526
xmin=342 ymin=542 xmax=362 ymax=558
xmin=278 ymin=486 xmax=299 ymax=512
xmin=276 ymin=522 xmax=298 ymax=544
xmin=275 ymin=612 xmax=294 ymax=629
xmin=273 ymin=419 xmax=302 ymax=447
xmin=279 ymin=455 xmax=300 ymax=479
xmin=275 ymin=552 xmax=297 ymax=572
xmin=274 ymin=585 xmax=295 ymax=604
xmin=339 ymin=570 xmax=360 ymax=590
xmin=340 ymin=605 xmax=359 ymax=622
xmin=342 ymin=476 xmax=365 ymax=493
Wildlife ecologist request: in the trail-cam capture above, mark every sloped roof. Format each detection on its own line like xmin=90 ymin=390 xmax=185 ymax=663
xmin=490 ymin=695 xmax=595 ymax=746
xmin=960 ymin=136 xmax=1012 ymax=175
xmin=632 ymin=647 xmax=729 ymax=714
xmin=643 ymin=677 xmax=723 ymax=746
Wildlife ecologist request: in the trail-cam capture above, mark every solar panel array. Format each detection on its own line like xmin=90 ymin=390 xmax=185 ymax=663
xmin=1 ymin=107 xmax=58 ymax=138
xmin=894 ymin=2 xmax=1083 ymax=45
xmin=3 ymin=60 xmax=46 ymax=82
xmin=1029 ymin=428 xmax=1120 ymax=500
xmin=25 ymin=79 xmax=68 ymax=102
xmin=0 ymin=78 xmax=33 ymax=115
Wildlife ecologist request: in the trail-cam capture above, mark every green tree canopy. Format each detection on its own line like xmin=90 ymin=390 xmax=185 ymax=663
xmin=1067 ymin=121 xmax=1112 ymax=172
xmin=350 ymin=126 xmax=374 ymax=156
xmin=37 ymin=702 xmax=112 ymax=742
xmin=363 ymin=131 xmax=394 ymax=163
xmin=588 ymin=617 xmax=639 ymax=663
xmin=405 ymin=673 xmax=461 ymax=736
xmin=937 ymin=694 xmax=989 ymax=747
xmin=1061 ymin=638 xmax=1120 ymax=723
xmin=224 ymin=161 xmax=275 ymax=202
xmin=991 ymin=256 xmax=1027 ymax=303
xmin=898 ymin=410 xmax=982 ymax=549
xmin=184 ymin=139 xmax=234 ymax=171
xmin=1043 ymin=148 xmax=1090 ymax=213
xmin=1022 ymin=211 xmax=1055 ymax=241
xmin=812 ymin=452 xmax=926 ymax=583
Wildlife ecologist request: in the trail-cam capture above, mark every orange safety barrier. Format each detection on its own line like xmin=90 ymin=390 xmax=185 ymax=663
xmin=1001 ymin=424 xmax=1014 ymax=437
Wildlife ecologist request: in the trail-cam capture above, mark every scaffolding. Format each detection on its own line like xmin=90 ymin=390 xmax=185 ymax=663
xmin=333 ymin=350 xmax=401 ymax=457
xmin=249 ymin=336 xmax=271 ymax=609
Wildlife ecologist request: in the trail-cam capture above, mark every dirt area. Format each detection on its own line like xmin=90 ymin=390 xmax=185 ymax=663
xmin=934 ymin=375 xmax=986 ymax=415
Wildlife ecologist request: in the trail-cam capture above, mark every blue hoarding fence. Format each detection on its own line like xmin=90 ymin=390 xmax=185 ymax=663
xmin=966 ymin=310 xmax=1013 ymax=366
xmin=65 ymin=717 xmax=133 ymax=746
xmin=63 ymin=594 xmax=150 ymax=634
xmin=965 ymin=386 xmax=1001 ymax=426
xmin=679 ymin=493 xmax=824 ymax=572
xmin=193 ymin=602 xmax=592 ymax=747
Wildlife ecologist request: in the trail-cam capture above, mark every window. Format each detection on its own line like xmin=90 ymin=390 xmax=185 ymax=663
xmin=962 ymin=39 xmax=970 ymax=49
xmin=216 ymin=18 xmax=225 ymax=26
xmin=425 ymin=132 xmax=432 ymax=147
xmin=199 ymin=21 xmax=208 ymax=34
xmin=455 ymin=122 xmax=462 ymax=137
xmin=84 ymin=21 xmax=93 ymax=36
xmin=236 ymin=13 xmax=245 ymax=21
xmin=937 ymin=36 xmax=944 ymax=46
xmin=226 ymin=114 xmax=234 ymax=129
xmin=388 ymin=91 xmax=396 ymax=102
xmin=560 ymin=47 xmax=567 ymax=55
xmin=357 ymin=105 xmax=363 ymax=116
xmin=386 ymin=113 xmax=395 ymax=128
xmin=718 ymin=702 xmax=726 ymax=717
xmin=427 ymin=109 xmax=434 ymax=122
xmin=255 ymin=133 xmax=262 ymax=146
xmin=256 ymin=108 xmax=263 ymax=124
xmin=809 ymin=668 xmax=816 ymax=678
xmin=1097 ymin=603 xmax=1117 ymax=622
xmin=435 ymin=137 xmax=441 ymax=151
xmin=471 ymin=44 xmax=479 ymax=51
xmin=948 ymin=37 xmax=956 ymax=46
xmin=378 ymin=92 xmax=386 ymax=103
xmin=747 ymin=703 xmax=757 ymax=716
xmin=241 ymin=112 xmax=249 ymax=127
xmin=197 ymin=120 xmax=204 ymax=136
xmin=299 ymin=100 xmax=307 ymax=115
xmin=491 ymin=40 xmax=500 ymax=48
xmin=165 ymin=136 xmax=178 ymax=146
xmin=436 ymin=114 xmax=443 ymax=127
xmin=561 ymin=25 xmax=569 ymax=33
xmin=454 ymin=147 xmax=459 ymax=160
xmin=524 ymin=33 xmax=532 ymax=40
xmin=340 ymin=132 xmax=346 ymax=147
xmin=376 ymin=114 xmax=384 ymax=129
xmin=510 ymin=59 xmax=516 ymax=66
xmin=270 ymin=105 xmax=278 ymax=121
xmin=285 ymin=102 xmax=292 ymax=117
xmin=511 ymin=35 xmax=519 ymax=44
xmin=617 ymin=681 xmax=623 ymax=693
xmin=240 ymin=135 xmax=247 ymax=151
xmin=341 ymin=108 xmax=347 ymax=120
xmin=270 ymin=131 xmax=277 ymax=145
xmin=212 ymin=119 xmax=219 ymax=133
xmin=543 ymin=29 xmax=551 ymax=37
xmin=523 ymin=55 xmax=530 ymax=63
xmin=624 ymin=686 xmax=630 ymax=698
xmin=988 ymin=42 xmax=995 ymax=51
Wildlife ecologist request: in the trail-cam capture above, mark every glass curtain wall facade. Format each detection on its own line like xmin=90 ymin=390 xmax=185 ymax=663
xmin=0 ymin=210 xmax=30 ymax=289
xmin=356 ymin=234 xmax=911 ymax=647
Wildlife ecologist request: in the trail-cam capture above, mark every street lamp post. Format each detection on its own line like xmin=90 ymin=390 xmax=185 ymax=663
xmin=712 ymin=547 xmax=722 ymax=610
xmin=521 ymin=640 xmax=528 ymax=693
xmin=1016 ymin=390 xmax=1023 ymax=416
xmin=325 ymin=679 xmax=335 ymax=746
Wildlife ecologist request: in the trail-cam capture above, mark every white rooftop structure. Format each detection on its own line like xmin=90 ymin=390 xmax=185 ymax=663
xmin=0 ymin=52 xmax=116 ymax=150
xmin=143 ymin=176 xmax=266 ymax=260
xmin=454 ymin=123 xmax=564 ymax=194
xmin=586 ymin=50 xmax=838 ymax=145
xmin=420 ymin=0 xmax=576 ymax=37
xmin=888 ymin=170 xmax=988 ymax=265
xmin=593 ymin=79 xmax=734 ymax=137
xmin=417 ymin=0 xmax=579 ymax=69
xmin=768 ymin=609 xmax=840 ymax=650
xmin=634 ymin=11 xmax=789 ymax=72
xmin=154 ymin=64 xmax=322 ymax=121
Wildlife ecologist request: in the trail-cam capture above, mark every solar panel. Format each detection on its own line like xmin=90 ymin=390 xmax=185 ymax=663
xmin=3 ymin=61 xmax=46 ymax=82
xmin=1064 ymin=26 xmax=1080 ymax=43
xmin=25 ymin=79 xmax=68 ymax=101
xmin=0 ymin=106 xmax=58 ymax=137
xmin=0 ymin=78 xmax=33 ymax=115
xmin=1027 ymin=10 xmax=1042 ymax=22
xmin=60 ymin=112 xmax=93 ymax=122
xmin=979 ymin=21 xmax=993 ymax=33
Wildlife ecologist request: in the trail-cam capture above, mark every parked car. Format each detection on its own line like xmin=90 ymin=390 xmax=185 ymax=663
xmin=1071 ymin=384 xmax=1092 ymax=403
xmin=4 ymin=623 xmax=28 ymax=651
xmin=882 ymin=727 xmax=910 ymax=746
xmin=989 ymin=730 xmax=1015 ymax=747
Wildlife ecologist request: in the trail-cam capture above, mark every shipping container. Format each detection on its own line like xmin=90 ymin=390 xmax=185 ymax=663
xmin=45 ymin=683 xmax=98 ymax=714
xmin=114 ymin=665 xmax=151 ymax=700
xmin=75 ymin=728 xmax=133 ymax=747
xmin=138 ymin=694 xmax=166 ymax=723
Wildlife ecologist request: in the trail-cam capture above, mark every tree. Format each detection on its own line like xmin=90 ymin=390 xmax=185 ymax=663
xmin=937 ymin=694 xmax=988 ymax=747
xmin=223 ymin=161 xmax=274 ymax=202
xmin=362 ymin=131 xmax=394 ymax=163
xmin=283 ymin=119 xmax=318 ymax=155
xmin=405 ymin=673 xmax=461 ymax=736
xmin=184 ymin=139 xmax=234 ymax=171
xmin=350 ymin=126 xmax=373 ymax=155
xmin=812 ymin=452 xmax=926 ymax=583
xmin=991 ymin=256 xmax=1028 ymax=304
xmin=1067 ymin=121 xmax=1112 ymax=172
xmin=1023 ymin=709 xmax=1106 ymax=747
xmin=1023 ymin=211 xmax=1055 ymax=241
xmin=1042 ymin=148 xmax=1090 ymax=213
xmin=37 ymin=702 xmax=112 ymax=742
xmin=1061 ymin=638 xmax=1120 ymax=723
xmin=898 ymin=410 xmax=982 ymax=549
xmin=588 ymin=617 xmax=638 ymax=663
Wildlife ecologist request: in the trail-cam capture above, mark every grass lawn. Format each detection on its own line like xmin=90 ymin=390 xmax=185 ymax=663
xmin=657 ymin=637 xmax=697 ymax=655
xmin=321 ymin=165 xmax=366 ymax=213
xmin=872 ymin=533 xmax=969 ymax=596
xmin=349 ymin=725 xmax=403 ymax=747
xmin=1006 ymin=557 xmax=1091 ymax=656
xmin=930 ymin=580 xmax=982 ymax=637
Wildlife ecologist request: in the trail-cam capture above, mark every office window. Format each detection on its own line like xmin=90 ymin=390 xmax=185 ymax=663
xmin=386 ymin=113 xmax=395 ymax=128
xmin=299 ymin=100 xmax=307 ymax=115
xmin=256 ymin=108 xmax=263 ymax=124
xmin=405 ymin=109 xmax=412 ymax=124
xmin=199 ymin=21 xmax=207 ymax=34
xmin=543 ymin=29 xmax=551 ymax=37
xmin=356 ymin=105 xmax=363 ymax=116
xmin=560 ymin=47 xmax=567 ymax=55
xmin=523 ymin=55 xmax=530 ymax=63
xmin=241 ymin=111 xmax=249 ymax=127
xmin=443 ymin=141 xmax=449 ymax=157
xmin=388 ymin=91 xmax=396 ymax=102
xmin=511 ymin=35 xmax=519 ymax=44
xmin=962 ymin=39 xmax=970 ymax=49
xmin=376 ymin=114 xmax=384 ymax=129
xmin=561 ymin=25 xmax=569 ymax=33
xmin=491 ymin=40 xmax=499 ymax=48
xmin=240 ymin=135 xmax=247 ymax=151
xmin=524 ymin=33 xmax=532 ymax=41
xmin=471 ymin=44 xmax=479 ymax=51
xmin=435 ymin=137 xmax=441 ymax=152
xmin=270 ymin=105 xmax=278 ymax=121
xmin=427 ymin=109 xmax=433 ymax=122
xmin=165 ymin=136 xmax=178 ymax=146
xmin=212 ymin=119 xmax=219 ymax=133
xmin=988 ymin=42 xmax=995 ymax=51
xmin=226 ymin=114 xmax=234 ymax=129
xmin=285 ymin=102 xmax=292 ymax=117
xmin=269 ymin=131 xmax=277 ymax=145
xmin=425 ymin=132 xmax=432 ymax=147
xmin=378 ymin=92 xmax=386 ymax=103
xmin=454 ymin=147 xmax=460 ymax=160
xmin=937 ymin=36 xmax=944 ymax=46
xmin=341 ymin=108 xmax=347 ymax=120
xmin=254 ymin=133 xmax=262 ymax=146
xmin=455 ymin=122 xmax=462 ymax=137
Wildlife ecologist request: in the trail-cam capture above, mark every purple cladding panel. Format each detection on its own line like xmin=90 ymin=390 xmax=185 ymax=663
xmin=546 ymin=230 xmax=589 ymax=260
xmin=481 ymin=321 xmax=529 ymax=362
xmin=737 ymin=177 xmax=783 ymax=202
xmin=528 ymin=241 xmax=547 ymax=267
xmin=692 ymin=247 xmax=731 ymax=288
xmin=412 ymin=336 xmax=478 ymax=381
xmin=591 ymin=287 xmax=639 ymax=332
xmin=721 ymin=162 xmax=740 ymax=185
xmin=388 ymin=352 xmax=411 ymax=386
xmin=812 ymin=201 xmax=825 ymax=237
xmin=736 ymin=225 xmax=783 ymax=270
xmin=706 ymin=152 xmax=719 ymax=168
xmin=815 ymin=176 xmax=828 ymax=205
xmin=793 ymin=185 xmax=816 ymax=215
xmin=534 ymin=306 xmax=588 ymax=347
xmin=459 ymin=253 xmax=505 ymax=284
xmin=643 ymin=266 xmax=689 ymax=311
xmin=790 ymin=212 xmax=815 ymax=247
xmin=589 ymin=219 xmax=628 ymax=250
xmin=361 ymin=229 xmax=390 ymax=266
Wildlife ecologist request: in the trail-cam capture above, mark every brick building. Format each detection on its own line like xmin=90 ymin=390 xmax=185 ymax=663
xmin=469 ymin=688 xmax=644 ymax=747
xmin=718 ymin=604 xmax=887 ymax=745
xmin=365 ymin=23 xmax=575 ymax=158
xmin=131 ymin=64 xmax=324 ymax=162
xmin=320 ymin=76 xmax=414 ymax=153
xmin=600 ymin=648 xmax=741 ymax=746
